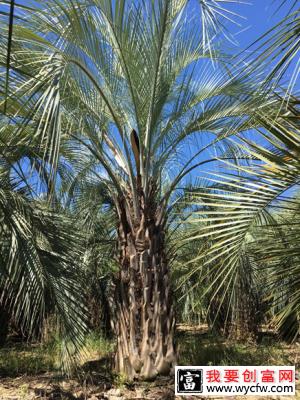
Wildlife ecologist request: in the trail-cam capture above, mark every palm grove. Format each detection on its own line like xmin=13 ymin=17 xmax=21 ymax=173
xmin=0 ymin=0 xmax=299 ymax=380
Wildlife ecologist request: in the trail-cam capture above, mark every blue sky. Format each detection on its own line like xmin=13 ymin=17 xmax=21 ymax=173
xmin=198 ymin=0 xmax=293 ymax=51
xmin=226 ymin=0 xmax=291 ymax=49
xmin=185 ymin=1 xmax=297 ymax=78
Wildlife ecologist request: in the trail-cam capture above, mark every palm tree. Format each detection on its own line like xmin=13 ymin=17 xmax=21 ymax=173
xmin=0 ymin=173 xmax=89 ymax=357
xmin=0 ymin=116 xmax=89 ymax=368
xmin=175 ymin=184 xmax=264 ymax=340
xmin=185 ymin=96 xmax=300 ymax=342
xmin=0 ymin=0 xmax=276 ymax=379
xmin=255 ymin=200 xmax=300 ymax=342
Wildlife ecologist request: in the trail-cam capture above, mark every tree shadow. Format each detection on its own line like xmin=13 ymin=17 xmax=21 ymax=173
xmin=34 ymin=386 xmax=79 ymax=400
xmin=177 ymin=330 xmax=289 ymax=366
xmin=79 ymin=355 xmax=114 ymax=388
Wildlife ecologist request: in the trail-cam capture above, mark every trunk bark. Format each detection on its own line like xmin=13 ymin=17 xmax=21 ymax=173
xmin=228 ymin=295 xmax=258 ymax=342
xmin=110 ymin=183 xmax=176 ymax=380
xmin=0 ymin=304 xmax=9 ymax=346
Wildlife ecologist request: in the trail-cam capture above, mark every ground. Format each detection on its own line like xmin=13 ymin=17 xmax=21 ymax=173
xmin=0 ymin=325 xmax=299 ymax=399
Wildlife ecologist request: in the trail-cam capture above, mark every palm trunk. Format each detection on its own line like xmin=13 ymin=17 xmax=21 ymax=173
xmin=110 ymin=183 xmax=176 ymax=380
xmin=0 ymin=304 xmax=9 ymax=346
xmin=207 ymin=275 xmax=258 ymax=341
xmin=228 ymin=282 xmax=258 ymax=341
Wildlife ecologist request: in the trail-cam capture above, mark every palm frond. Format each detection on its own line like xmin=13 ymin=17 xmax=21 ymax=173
xmin=183 ymin=110 xmax=300 ymax=339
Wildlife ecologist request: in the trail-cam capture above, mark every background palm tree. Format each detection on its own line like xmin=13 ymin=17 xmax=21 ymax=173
xmin=185 ymin=95 xmax=300 ymax=342
xmin=0 ymin=142 xmax=89 ymax=368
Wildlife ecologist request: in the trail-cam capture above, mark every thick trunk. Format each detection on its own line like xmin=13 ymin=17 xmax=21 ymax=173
xmin=228 ymin=267 xmax=259 ymax=341
xmin=228 ymin=302 xmax=258 ymax=341
xmin=0 ymin=304 xmax=9 ymax=346
xmin=110 ymin=186 xmax=176 ymax=380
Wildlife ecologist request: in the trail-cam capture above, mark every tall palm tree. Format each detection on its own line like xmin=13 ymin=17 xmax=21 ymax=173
xmin=185 ymin=96 xmax=300 ymax=342
xmin=0 ymin=0 xmax=272 ymax=379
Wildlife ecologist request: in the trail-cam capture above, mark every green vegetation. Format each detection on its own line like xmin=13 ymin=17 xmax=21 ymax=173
xmin=178 ymin=331 xmax=299 ymax=368
xmin=0 ymin=333 xmax=113 ymax=377
xmin=0 ymin=0 xmax=299 ymax=395
xmin=0 ymin=342 xmax=59 ymax=377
